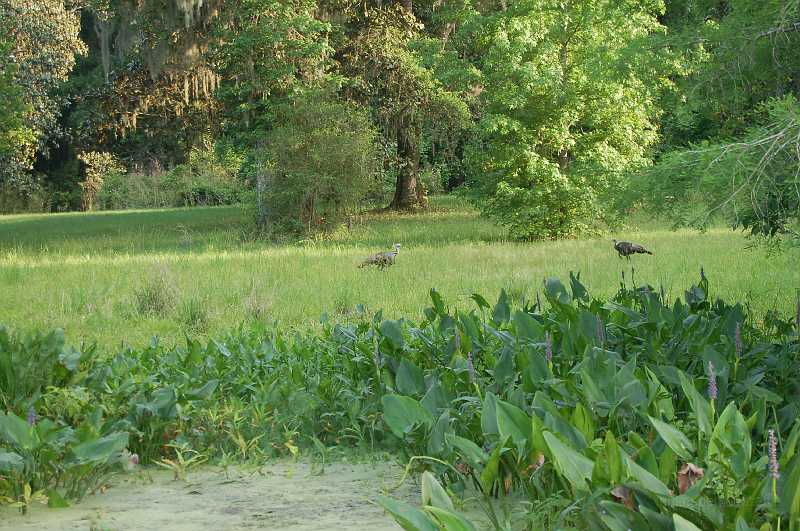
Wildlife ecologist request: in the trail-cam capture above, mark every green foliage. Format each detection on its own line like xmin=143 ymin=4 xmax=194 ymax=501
xmin=342 ymin=6 xmax=471 ymax=209
xmin=464 ymin=0 xmax=666 ymax=239
xmin=2 ymin=270 xmax=800 ymax=525
xmin=0 ymin=0 xmax=85 ymax=188
xmin=97 ymin=142 xmax=245 ymax=210
xmin=0 ymin=37 xmax=32 ymax=162
xmin=77 ymin=151 xmax=124 ymax=211
xmin=257 ymin=91 xmax=380 ymax=232
xmin=633 ymin=0 xmax=800 ymax=239
xmin=211 ymin=0 xmax=332 ymax=143
xmin=633 ymin=95 xmax=800 ymax=241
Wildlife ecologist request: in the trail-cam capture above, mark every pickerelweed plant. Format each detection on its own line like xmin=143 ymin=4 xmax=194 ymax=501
xmin=377 ymin=271 xmax=800 ymax=530
xmin=1 ymin=271 xmax=799 ymax=528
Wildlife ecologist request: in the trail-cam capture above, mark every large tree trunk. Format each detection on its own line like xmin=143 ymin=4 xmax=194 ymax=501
xmin=390 ymin=109 xmax=422 ymax=209
xmin=388 ymin=0 xmax=425 ymax=210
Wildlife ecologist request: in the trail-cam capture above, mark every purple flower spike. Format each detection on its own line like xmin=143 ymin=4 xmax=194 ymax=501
xmin=27 ymin=407 xmax=36 ymax=426
xmin=768 ymin=430 xmax=780 ymax=480
xmin=707 ymin=361 xmax=718 ymax=401
xmin=735 ymin=323 xmax=743 ymax=359
xmin=545 ymin=333 xmax=553 ymax=363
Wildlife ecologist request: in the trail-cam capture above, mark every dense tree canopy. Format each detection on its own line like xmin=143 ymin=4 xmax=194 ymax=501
xmin=0 ymin=0 xmax=797 ymax=239
xmin=463 ymin=0 xmax=666 ymax=238
xmin=0 ymin=0 xmax=85 ymax=191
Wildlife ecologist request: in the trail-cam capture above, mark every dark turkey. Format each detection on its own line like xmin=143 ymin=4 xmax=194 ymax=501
xmin=359 ymin=243 xmax=401 ymax=270
xmin=613 ymin=239 xmax=653 ymax=260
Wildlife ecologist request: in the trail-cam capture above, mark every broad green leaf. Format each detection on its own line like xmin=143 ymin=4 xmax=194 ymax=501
xmin=427 ymin=410 xmax=452 ymax=456
xmin=598 ymin=501 xmax=649 ymax=531
xmin=781 ymin=418 xmax=800 ymax=466
xmin=530 ymin=413 xmax=549 ymax=457
xmin=0 ymin=411 xmax=36 ymax=450
xmin=678 ymin=371 xmax=713 ymax=438
xmin=480 ymin=443 xmax=504 ymax=494
xmin=512 ymin=311 xmax=543 ymax=342
xmin=544 ymin=278 xmax=571 ymax=306
xmin=425 ymin=506 xmax=478 ymax=531
xmin=421 ymin=382 xmax=450 ymax=417
xmin=381 ymin=394 xmax=433 ymax=438
xmin=735 ymin=517 xmax=758 ymax=531
xmin=429 ymin=289 xmax=446 ymax=316
xmin=708 ymin=402 xmax=751 ymax=480
xmin=480 ymin=392 xmax=498 ymax=436
xmin=658 ymin=446 xmax=677 ymax=486
xmin=380 ymin=320 xmax=405 ymax=349
xmin=493 ymin=348 xmax=514 ymax=387
xmin=470 ymin=293 xmax=490 ymax=311
xmin=421 ymin=471 xmax=454 ymax=511
xmin=572 ymin=403 xmax=595 ymax=443
xmin=543 ymin=431 xmax=593 ymax=493
xmin=639 ymin=506 xmax=674 ymax=531
xmin=71 ymin=432 xmax=129 ymax=464
xmin=186 ymin=379 xmax=219 ymax=400
xmin=649 ymin=416 xmax=695 ymax=460
xmin=376 ymin=495 xmax=438 ymax=531
xmin=396 ymin=359 xmax=425 ymax=396
xmin=492 ymin=290 xmax=510 ymax=325
xmin=593 ymin=430 xmax=622 ymax=484
xmin=495 ymin=400 xmax=531 ymax=452
xmin=533 ymin=392 xmax=588 ymax=450
xmin=780 ymin=453 xmax=800 ymax=522
xmin=141 ymin=387 xmax=178 ymax=419
xmin=569 ymin=271 xmax=588 ymax=301
xmin=620 ymin=450 xmax=671 ymax=496
xmin=0 ymin=451 xmax=24 ymax=472
xmin=447 ymin=434 xmax=488 ymax=468
xmin=673 ymin=514 xmax=703 ymax=531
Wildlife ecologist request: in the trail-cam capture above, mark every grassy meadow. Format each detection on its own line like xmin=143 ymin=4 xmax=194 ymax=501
xmin=0 ymin=196 xmax=797 ymax=348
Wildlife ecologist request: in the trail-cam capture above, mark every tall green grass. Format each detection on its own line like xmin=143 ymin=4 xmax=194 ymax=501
xmin=1 ymin=197 xmax=797 ymax=347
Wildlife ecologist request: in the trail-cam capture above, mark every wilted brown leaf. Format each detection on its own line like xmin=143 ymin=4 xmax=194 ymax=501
xmin=677 ymin=463 xmax=704 ymax=494
xmin=610 ymin=485 xmax=635 ymax=510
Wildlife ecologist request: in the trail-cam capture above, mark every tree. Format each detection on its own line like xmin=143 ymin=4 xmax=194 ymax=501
xmin=631 ymin=0 xmax=800 ymax=240
xmin=634 ymin=95 xmax=800 ymax=241
xmin=257 ymin=90 xmax=380 ymax=232
xmin=340 ymin=4 xmax=470 ymax=210
xmin=0 ymin=0 xmax=86 ymax=190
xmin=464 ymin=0 xmax=666 ymax=239
xmin=0 ymin=37 xmax=32 ymax=163
xmin=210 ymin=0 xmax=332 ymax=145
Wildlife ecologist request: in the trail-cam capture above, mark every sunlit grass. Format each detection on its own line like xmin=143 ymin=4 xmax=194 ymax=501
xmin=1 ymin=197 xmax=797 ymax=348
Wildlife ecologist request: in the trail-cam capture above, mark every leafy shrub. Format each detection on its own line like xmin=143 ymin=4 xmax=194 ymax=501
xmin=77 ymin=151 xmax=124 ymax=211
xmin=256 ymin=91 xmax=380 ymax=233
xmin=96 ymin=142 xmax=245 ymax=211
xmin=0 ymin=327 xmax=89 ymax=412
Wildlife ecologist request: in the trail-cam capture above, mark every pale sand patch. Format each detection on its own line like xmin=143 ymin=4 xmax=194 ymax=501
xmin=0 ymin=460 xmax=420 ymax=531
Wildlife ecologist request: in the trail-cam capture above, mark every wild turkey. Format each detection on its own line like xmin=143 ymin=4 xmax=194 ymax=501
xmin=613 ymin=239 xmax=653 ymax=260
xmin=359 ymin=243 xmax=401 ymax=270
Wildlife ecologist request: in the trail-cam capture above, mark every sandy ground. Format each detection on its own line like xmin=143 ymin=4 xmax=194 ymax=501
xmin=0 ymin=459 xmax=421 ymax=531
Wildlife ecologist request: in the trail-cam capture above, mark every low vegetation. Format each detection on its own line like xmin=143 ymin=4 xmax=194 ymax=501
xmin=1 ymin=269 xmax=799 ymax=528
xmin=1 ymin=199 xmax=797 ymax=348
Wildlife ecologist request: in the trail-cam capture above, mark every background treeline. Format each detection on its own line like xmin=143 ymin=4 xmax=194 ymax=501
xmin=0 ymin=0 xmax=798 ymax=240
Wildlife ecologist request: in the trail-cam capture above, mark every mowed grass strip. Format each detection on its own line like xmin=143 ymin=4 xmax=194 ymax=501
xmin=1 ymin=197 xmax=797 ymax=348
